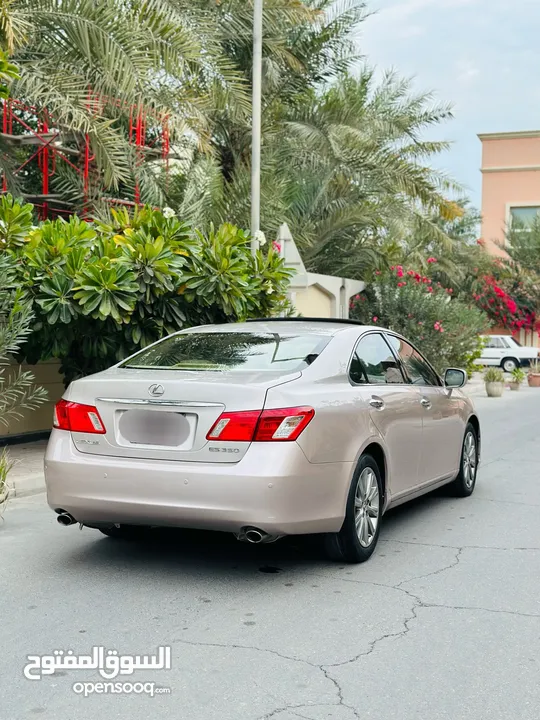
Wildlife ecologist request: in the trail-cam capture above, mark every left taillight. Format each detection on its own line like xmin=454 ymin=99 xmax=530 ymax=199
xmin=53 ymin=399 xmax=106 ymax=434
xmin=206 ymin=406 xmax=315 ymax=442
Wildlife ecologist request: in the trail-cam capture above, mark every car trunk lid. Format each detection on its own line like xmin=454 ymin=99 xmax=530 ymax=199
xmin=65 ymin=368 xmax=301 ymax=463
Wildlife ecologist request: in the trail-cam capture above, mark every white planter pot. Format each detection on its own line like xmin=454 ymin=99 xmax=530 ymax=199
xmin=485 ymin=381 xmax=504 ymax=398
xmin=509 ymin=382 xmax=521 ymax=391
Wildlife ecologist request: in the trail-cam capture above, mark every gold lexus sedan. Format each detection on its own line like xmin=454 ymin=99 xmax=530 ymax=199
xmin=45 ymin=319 xmax=480 ymax=563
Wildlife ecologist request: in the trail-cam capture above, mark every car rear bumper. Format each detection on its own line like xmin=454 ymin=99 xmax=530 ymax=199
xmin=45 ymin=431 xmax=353 ymax=535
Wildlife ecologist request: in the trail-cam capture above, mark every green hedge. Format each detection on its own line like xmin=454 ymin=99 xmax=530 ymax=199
xmin=0 ymin=197 xmax=292 ymax=384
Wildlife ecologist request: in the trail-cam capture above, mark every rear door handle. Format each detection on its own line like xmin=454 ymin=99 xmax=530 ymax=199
xmin=420 ymin=397 xmax=432 ymax=409
xmin=369 ymin=397 xmax=385 ymax=410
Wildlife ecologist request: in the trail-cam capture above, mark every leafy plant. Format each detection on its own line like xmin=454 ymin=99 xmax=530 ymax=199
xmin=484 ymin=367 xmax=504 ymax=383
xmin=463 ymin=335 xmax=485 ymax=379
xmin=529 ymin=360 xmax=540 ymax=375
xmin=0 ymin=252 xmax=47 ymax=429
xmin=511 ymin=367 xmax=526 ymax=383
xmin=0 ymin=446 xmax=15 ymax=515
xmin=0 ymin=194 xmax=34 ymax=248
xmin=0 ymin=49 xmax=19 ymax=99
xmin=6 ymin=198 xmax=293 ymax=384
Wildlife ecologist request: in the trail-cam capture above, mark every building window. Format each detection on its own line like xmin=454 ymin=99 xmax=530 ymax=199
xmin=510 ymin=206 xmax=540 ymax=235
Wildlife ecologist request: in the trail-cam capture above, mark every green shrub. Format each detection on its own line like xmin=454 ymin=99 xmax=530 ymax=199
xmin=463 ymin=335 xmax=485 ymax=378
xmin=511 ymin=367 xmax=526 ymax=383
xmin=3 ymin=199 xmax=293 ymax=384
xmin=0 ymin=252 xmax=48 ymax=426
xmin=484 ymin=367 xmax=504 ymax=383
xmin=350 ymin=266 xmax=486 ymax=373
xmin=0 ymin=447 xmax=15 ymax=514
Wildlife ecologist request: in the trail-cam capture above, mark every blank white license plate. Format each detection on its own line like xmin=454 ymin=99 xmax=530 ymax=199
xmin=118 ymin=410 xmax=196 ymax=448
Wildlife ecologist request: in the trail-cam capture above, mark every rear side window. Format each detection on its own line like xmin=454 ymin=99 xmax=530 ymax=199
xmin=350 ymin=333 xmax=406 ymax=385
xmin=386 ymin=335 xmax=440 ymax=387
xmin=486 ymin=337 xmax=504 ymax=349
xmin=121 ymin=332 xmax=331 ymax=372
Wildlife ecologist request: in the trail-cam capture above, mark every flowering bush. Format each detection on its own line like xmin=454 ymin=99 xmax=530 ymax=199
xmin=350 ymin=265 xmax=486 ymax=373
xmin=473 ymin=276 xmax=526 ymax=331
xmin=473 ymin=274 xmax=539 ymax=335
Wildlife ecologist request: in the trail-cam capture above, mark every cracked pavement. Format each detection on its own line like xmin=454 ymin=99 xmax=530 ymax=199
xmin=2 ymin=390 xmax=540 ymax=719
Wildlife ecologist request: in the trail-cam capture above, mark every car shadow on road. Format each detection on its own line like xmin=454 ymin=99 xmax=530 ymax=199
xmin=59 ymin=487 xmax=452 ymax=582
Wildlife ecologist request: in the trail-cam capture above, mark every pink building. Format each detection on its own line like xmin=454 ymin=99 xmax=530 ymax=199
xmin=479 ymin=130 xmax=540 ymax=256
xmin=479 ymin=130 xmax=540 ymax=345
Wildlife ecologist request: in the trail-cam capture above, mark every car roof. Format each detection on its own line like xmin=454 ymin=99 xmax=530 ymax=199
xmin=184 ymin=319 xmax=376 ymax=337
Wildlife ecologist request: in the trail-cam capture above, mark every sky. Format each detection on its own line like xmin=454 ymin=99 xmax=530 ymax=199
xmin=358 ymin=0 xmax=540 ymax=208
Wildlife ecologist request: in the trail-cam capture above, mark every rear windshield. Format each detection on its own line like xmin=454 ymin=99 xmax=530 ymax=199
xmin=121 ymin=331 xmax=331 ymax=372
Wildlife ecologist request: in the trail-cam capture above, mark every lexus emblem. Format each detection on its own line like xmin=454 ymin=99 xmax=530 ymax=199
xmin=148 ymin=384 xmax=165 ymax=397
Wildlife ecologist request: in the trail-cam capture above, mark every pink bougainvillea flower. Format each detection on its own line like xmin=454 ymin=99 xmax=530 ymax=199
xmin=506 ymin=299 xmax=518 ymax=314
xmin=272 ymin=241 xmax=282 ymax=253
xmin=427 ymin=257 xmax=437 ymax=264
xmin=375 ymin=270 xmax=381 ymax=276
xmin=427 ymin=287 xmax=433 ymax=293
xmin=407 ymin=270 xmax=415 ymax=276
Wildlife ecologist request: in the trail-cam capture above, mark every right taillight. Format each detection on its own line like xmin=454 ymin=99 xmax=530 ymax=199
xmin=206 ymin=407 xmax=314 ymax=443
xmin=53 ymin=399 xmax=106 ymax=434
xmin=255 ymin=407 xmax=315 ymax=441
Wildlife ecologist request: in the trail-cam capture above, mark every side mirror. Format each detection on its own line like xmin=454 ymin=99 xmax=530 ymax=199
xmin=444 ymin=368 xmax=467 ymax=389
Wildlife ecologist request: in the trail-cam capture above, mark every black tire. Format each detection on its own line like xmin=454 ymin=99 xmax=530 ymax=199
xmin=501 ymin=357 xmax=519 ymax=373
xmin=324 ymin=454 xmax=383 ymax=563
xmin=449 ymin=423 xmax=479 ymax=497
xmin=99 ymin=524 xmax=147 ymax=540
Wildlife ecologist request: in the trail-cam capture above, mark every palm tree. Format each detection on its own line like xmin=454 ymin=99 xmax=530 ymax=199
xmin=161 ymin=3 xmax=465 ymax=278
xmin=187 ymin=68 xmax=463 ymax=278
xmin=0 ymin=0 xmax=250 ymax=208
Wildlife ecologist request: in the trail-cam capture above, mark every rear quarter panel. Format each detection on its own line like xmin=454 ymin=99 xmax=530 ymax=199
xmin=263 ymin=330 xmax=385 ymax=465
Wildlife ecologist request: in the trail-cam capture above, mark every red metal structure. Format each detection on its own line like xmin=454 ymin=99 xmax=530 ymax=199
xmin=1 ymin=97 xmax=171 ymax=219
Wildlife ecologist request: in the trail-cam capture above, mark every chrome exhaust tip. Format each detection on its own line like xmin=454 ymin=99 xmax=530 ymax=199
xmin=236 ymin=526 xmax=282 ymax=544
xmin=245 ymin=528 xmax=264 ymax=544
xmin=57 ymin=512 xmax=77 ymax=527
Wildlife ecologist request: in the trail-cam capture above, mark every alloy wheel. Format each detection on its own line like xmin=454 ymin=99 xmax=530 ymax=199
xmin=463 ymin=432 xmax=477 ymax=488
xmin=354 ymin=467 xmax=380 ymax=547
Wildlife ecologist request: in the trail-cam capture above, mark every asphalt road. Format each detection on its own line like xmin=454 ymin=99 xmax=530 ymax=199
xmin=2 ymin=389 xmax=540 ymax=720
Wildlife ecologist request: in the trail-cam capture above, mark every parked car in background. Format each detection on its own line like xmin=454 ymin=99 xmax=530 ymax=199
xmin=476 ymin=334 xmax=539 ymax=373
xmin=45 ymin=319 xmax=481 ymax=564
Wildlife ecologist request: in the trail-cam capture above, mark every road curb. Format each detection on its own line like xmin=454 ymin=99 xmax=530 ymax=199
xmin=11 ymin=472 xmax=46 ymax=498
